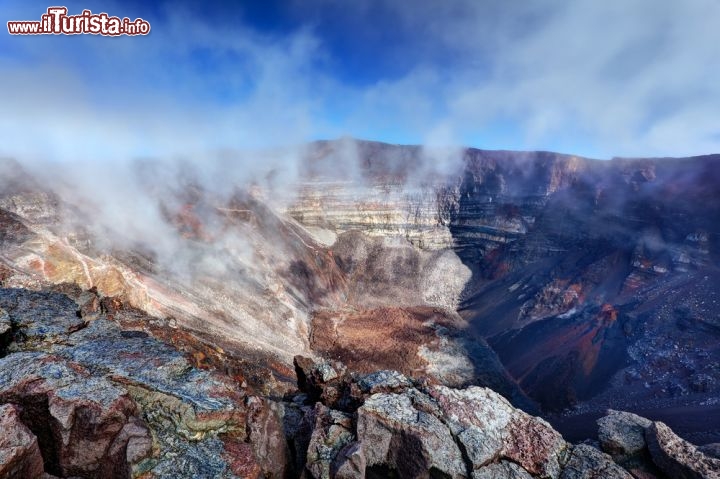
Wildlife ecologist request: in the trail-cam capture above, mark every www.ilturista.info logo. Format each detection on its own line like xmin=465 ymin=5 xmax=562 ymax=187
xmin=7 ymin=7 xmax=150 ymax=36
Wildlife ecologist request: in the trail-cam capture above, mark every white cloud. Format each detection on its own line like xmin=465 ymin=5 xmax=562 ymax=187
xmin=1 ymin=0 xmax=718 ymax=160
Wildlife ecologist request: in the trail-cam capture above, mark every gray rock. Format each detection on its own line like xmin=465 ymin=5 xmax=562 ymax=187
xmin=429 ymin=385 xmax=567 ymax=478
xmin=357 ymin=370 xmax=413 ymax=394
xmin=597 ymin=410 xmax=652 ymax=463
xmin=560 ymin=444 xmax=633 ymax=479
xmin=58 ymin=318 xmax=236 ymax=412
xmin=305 ymin=403 xmax=355 ymax=479
xmin=645 ymin=421 xmax=720 ymax=479
xmin=0 ymin=288 xmax=85 ymax=345
xmin=473 ymin=460 xmax=533 ymax=479
xmin=357 ymin=391 xmax=467 ymax=479
xmin=0 ymin=352 xmax=143 ymax=478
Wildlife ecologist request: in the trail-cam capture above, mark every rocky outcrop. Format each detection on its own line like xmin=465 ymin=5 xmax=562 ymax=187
xmin=0 ymin=351 xmax=148 ymax=478
xmin=597 ymin=410 xmax=653 ymax=466
xmin=289 ymin=356 xmax=720 ymax=479
xmin=645 ymin=422 xmax=720 ymax=479
xmin=427 ymin=385 xmax=567 ymax=477
xmin=559 ymin=445 xmax=631 ymax=479
xmin=0 ymin=287 xmax=286 ymax=478
xmin=0 ymin=404 xmax=45 ymax=479
xmin=596 ymin=408 xmax=720 ymax=479
xmin=0 ymin=288 xmax=718 ymax=479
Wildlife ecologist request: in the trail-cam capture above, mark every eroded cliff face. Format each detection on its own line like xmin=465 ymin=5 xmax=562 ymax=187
xmin=286 ymin=142 xmax=720 ymax=441
xmin=0 ymin=149 xmax=496 ymax=400
xmin=1 ymin=140 xmax=719 ymax=446
xmin=0 ymin=184 xmax=335 ymax=364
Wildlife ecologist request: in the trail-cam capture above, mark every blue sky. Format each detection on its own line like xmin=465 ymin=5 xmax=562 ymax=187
xmin=2 ymin=0 xmax=720 ymax=160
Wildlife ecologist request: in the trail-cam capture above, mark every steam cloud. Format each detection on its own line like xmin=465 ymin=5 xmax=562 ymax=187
xmin=0 ymin=0 xmax=717 ymax=276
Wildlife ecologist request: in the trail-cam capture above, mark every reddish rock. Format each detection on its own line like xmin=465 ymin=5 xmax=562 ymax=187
xmin=245 ymin=396 xmax=293 ymax=477
xmin=222 ymin=439 xmax=262 ymax=479
xmin=505 ymin=415 xmax=568 ymax=478
xmin=428 ymin=385 xmax=566 ymax=478
xmin=0 ymin=352 xmax=149 ymax=478
xmin=0 ymin=404 xmax=45 ymax=479
xmin=332 ymin=442 xmax=366 ymax=479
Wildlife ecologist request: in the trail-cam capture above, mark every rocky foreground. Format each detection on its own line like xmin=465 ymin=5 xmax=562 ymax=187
xmin=0 ymin=287 xmax=718 ymax=479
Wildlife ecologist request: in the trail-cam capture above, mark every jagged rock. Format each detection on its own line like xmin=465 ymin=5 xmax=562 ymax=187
xmin=356 ymin=391 xmax=467 ymax=478
xmin=597 ymin=410 xmax=652 ymax=464
xmin=645 ymin=421 xmax=720 ymax=479
xmin=293 ymin=355 xmax=362 ymax=411
xmin=473 ymin=460 xmax=533 ymax=479
xmin=0 ymin=351 xmax=146 ymax=478
xmin=357 ymin=370 xmax=413 ymax=394
xmin=0 ymin=403 xmax=45 ymax=479
xmin=332 ymin=442 xmax=366 ymax=479
xmin=0 ymin=289 xmax=86 ymax=346
xmin=3 ymin=283 xmax=720 ymax=479
xmin=0 ymin=288 xmax=262 ymax=478
xmin=245 ymin=396 xmax=293 ymax=478
xmin=305 ymin=403 xmax=355 ymax=479
xmin=295 ymin=356 xmax=345 ymax=400
xmin=559 ymin=444 xmax=633 ymax=479
xmin=428 ymin=385 xmax=567 ymax=478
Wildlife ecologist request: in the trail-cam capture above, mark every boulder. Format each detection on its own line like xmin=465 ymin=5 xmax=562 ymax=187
xmin=645 ymin=421 xmax=720 ymax=479
xmin=473 ymin=460 xmax=533 ymax=479
xmin=597 ymin=410 xmax=652 ymax=464
xmin=429 ymin=385 xmax=567 ymax=478
xmin=0 ymin=352 xmax=146 ymax=478
xmin=0 ymin=403 xmax=45 ymax=479
xmin=357 ymin=370 xmax=413 ymax=395
xmin=357 ymin=390 xmax=467 ymax=478
xmin=304 ymin=403 xmax=355 ymax=479
xmin=559 ymin=444 xmax=633 ymax=479
xmin=245 ymin=396 xmax=293 ymax=478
